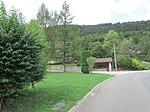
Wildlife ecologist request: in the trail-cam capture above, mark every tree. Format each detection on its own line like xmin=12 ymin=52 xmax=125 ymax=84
xmin=105 ymin=30 xmax=120 ymax=44
xmin=87 ymin=57 xmax=96 ymax=74
xmin=0 ymin=4 xmax=45 ymax=111
xmin=81 ymin=51 xmax=90 ymax=74
xmin=136 ymin=31 xmax=150 ymax=62
xmin=37 ymin=3 xmax=50 ymax=28
xmin=104 ymin=30 xmax=120 ymax=70
xmin=37 ymin=3 xmax=59 ymax=61
xmin=25 ymin=19 xmax=47 ymax=88
xmin=119 ymin=38 xmax=135 ymax=56
xmin=58 ymin=1 xmax=74 ymax=72
xmin=91 ymin=43 xmax=111 ymax=58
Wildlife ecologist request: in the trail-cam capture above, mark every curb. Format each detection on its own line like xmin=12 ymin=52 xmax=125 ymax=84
xmin=68 ymin=75 xmax=117 ymax=112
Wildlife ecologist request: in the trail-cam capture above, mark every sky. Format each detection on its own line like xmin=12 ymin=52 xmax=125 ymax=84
xmin=2 ymin=0 xmax=150 ymax=25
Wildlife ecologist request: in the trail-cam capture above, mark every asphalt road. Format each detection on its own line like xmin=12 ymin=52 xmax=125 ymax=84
xmin=71 ymin=71 xmax=150 ymax=112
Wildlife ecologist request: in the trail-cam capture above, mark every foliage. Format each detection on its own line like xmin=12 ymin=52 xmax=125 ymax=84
xmin=117 ymin=55 xmax=132 ymax=70
xmin=36 ymin=2 xmax=150 ymax=66
xmin=136 ymin=31 xmax=150 ymax=62
xmin=141 ymin=61 xmax=150 ymax=70
xmin=37 ymin=3 xmax=59 ymax=61
xmin=81 ymin=65 xmax=89 ymax=74
xmin=68 ymin=20 xmax=150 ymax=36
xmin=36 ymin=1 xmax=150 ymax=68
xmin=25 ymin=19 xmax=47 ymax=86
xmin=91 ymin=43 xmax=111 ymax=58
xmin=81 ymin=51 xmax=90 ymax=73
xmin=87 ymin=57 xmax=96 ymax=73
xmin=117 ymin=55 xmax=144 ymax=70
xmin=131 ymin=58 xmax=144 ymax=70
xmin=0 ymin=4 xmax=45 ymax=111
xmin=105 ymin=30 xmax=119 ymax=43
xmin=118 ymin=38 xmax=135 ymax=56
xmin=37 ymin=3 xmax=50 ymax=28
xmin=66 ymin=22 xmax=150 ymax=64
xmin=4 ymin=72 xmax=112 ymax=112
xmin=58 ymin=1 xmax=74 ymax=72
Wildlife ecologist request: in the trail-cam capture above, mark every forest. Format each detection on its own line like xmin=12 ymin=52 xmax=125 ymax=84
xmin=37 ymin=2 xmax=150 ymax=70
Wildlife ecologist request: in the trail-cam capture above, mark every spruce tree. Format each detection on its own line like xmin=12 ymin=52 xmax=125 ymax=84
xmin=0 ymin=3 xmax=45 ymax=111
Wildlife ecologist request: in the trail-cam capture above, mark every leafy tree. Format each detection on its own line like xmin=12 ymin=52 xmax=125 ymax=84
xmin=87 ymin=57 xmax=96 ymax=74
xmin=37 ymin=3 xmax=50 ymax=28
xmin=58 ymin=1 xmax=74 ymax=72
xmin=117 ymin=55 xmax=133 ymax=70
xmin=105 ymin=30 xmax=120 ymax=44
xmin=80 ymin=34 xmax=102 ymax=50
xmin=118 ymin=38 xmax=135 ymax=56
xmin=71 ymin=36 xmax=82 ymax=64
xmin=0 ymin=4 xmax=45 ymax=111
xmin=136 ymin=31 xmax=150 ymax=62
xmin=37 ymin=3 xmax=59 ymax=61
xmin=91 ymin=43 xmax=111 ymax=58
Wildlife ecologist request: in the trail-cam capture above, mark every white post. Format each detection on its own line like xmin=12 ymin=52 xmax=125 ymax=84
xmin=109 ymin=62 xmax=112 ymax=71
xmin=114 ymin=43 xmax=117 ymax=71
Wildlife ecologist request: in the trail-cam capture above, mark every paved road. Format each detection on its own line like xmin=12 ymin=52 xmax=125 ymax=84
xmin=71 ymin=71 xmax=150 ymax=112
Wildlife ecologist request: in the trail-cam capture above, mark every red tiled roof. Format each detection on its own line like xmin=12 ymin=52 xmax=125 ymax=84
xmin=95 ymin=58 xmax=112 ymax=63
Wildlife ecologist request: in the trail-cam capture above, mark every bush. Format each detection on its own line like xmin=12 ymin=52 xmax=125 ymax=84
xmin=141 ymin=61 xmax=150 ymax=70
xmin=81 ymin=51 xmax=90 ymax=73
xmin=131 ymin=59 xmax=144 ymax=70
xmin=0 ymin=4 xmax=45 ymax=111
xmin=81 ymin=65 xmax=89 ymax=74
xmin=117 ymin=55 xmax=132 ymax=70
xmin=87 ymin=57 xmax=96 ymax=73
xmin=117 ymin=55 xmax=144 ymax=70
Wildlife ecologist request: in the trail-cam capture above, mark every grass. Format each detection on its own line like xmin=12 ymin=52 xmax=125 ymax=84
xmin=4 ymin=72 xmax=112 ymax=112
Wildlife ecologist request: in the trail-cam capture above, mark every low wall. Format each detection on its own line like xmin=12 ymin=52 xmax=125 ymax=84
xmin=47 ymin=65 xmax=81 ymax=72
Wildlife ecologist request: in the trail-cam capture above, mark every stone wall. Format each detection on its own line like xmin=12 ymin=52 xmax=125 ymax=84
xmin=47 ymin=65 xmax=81 ymax=72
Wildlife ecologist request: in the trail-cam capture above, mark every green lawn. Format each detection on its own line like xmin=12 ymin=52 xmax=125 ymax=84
xmin=5 ymin=72 xmax=112 ymax=112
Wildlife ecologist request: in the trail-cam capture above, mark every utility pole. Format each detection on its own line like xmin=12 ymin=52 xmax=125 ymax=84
xmin=114 ymin=43 xmax=117 ymax=71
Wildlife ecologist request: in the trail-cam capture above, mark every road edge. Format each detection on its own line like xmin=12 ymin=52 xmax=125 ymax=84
xmin=68 ymin=75 xmax=117 ymax=112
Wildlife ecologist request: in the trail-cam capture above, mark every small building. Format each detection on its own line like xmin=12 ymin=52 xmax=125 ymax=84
xmin=94 ymin=58 xmax=112 ymax=71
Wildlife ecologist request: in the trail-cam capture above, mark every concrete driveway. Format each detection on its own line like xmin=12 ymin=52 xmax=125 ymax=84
xmin=70 ymin=70 xmax=150 ymax=112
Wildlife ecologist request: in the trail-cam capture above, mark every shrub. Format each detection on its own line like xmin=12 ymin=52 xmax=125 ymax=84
xmin=0 ymin=4 xmax=45 ymax=111
xmin=117 ymin=55 xmax=132 ymax=70
xmin=81 ymin=51 xmax=90 ymax=73
xmin=87 ymin=57 xmax=96 ymax=73
xmin=131 ymin=59 xmax=144 ymax=70
xmin=141 ymin=61 xmax=150 ymax=70
xmin=81 ymin=65 xmax=89 ymax=74
xmin=117 ymin=55 xmax=144 ymax=70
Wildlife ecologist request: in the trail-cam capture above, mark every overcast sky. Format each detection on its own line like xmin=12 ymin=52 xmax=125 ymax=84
xmin=3 ymin=0 xmax=150 ymax=25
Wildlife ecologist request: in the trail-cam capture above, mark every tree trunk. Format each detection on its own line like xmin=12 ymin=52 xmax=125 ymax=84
xmin=89 ymin=70 xmax=92 ymax=74
xmin=63 ymin=51 xmax=67 ymax=72
xmin=89 ymin=68 xmax=92 ymax=74
xmin=0 ymin=98 xmax=3 ymax=112
xmin=31 ymin=82 xmax=35 ymax=89
xmin=0 ymin=97 xmax=8 ymax=112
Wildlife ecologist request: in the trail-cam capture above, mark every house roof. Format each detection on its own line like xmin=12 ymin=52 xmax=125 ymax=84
xmin=95 ymin=58 xmax=112 ymax=63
